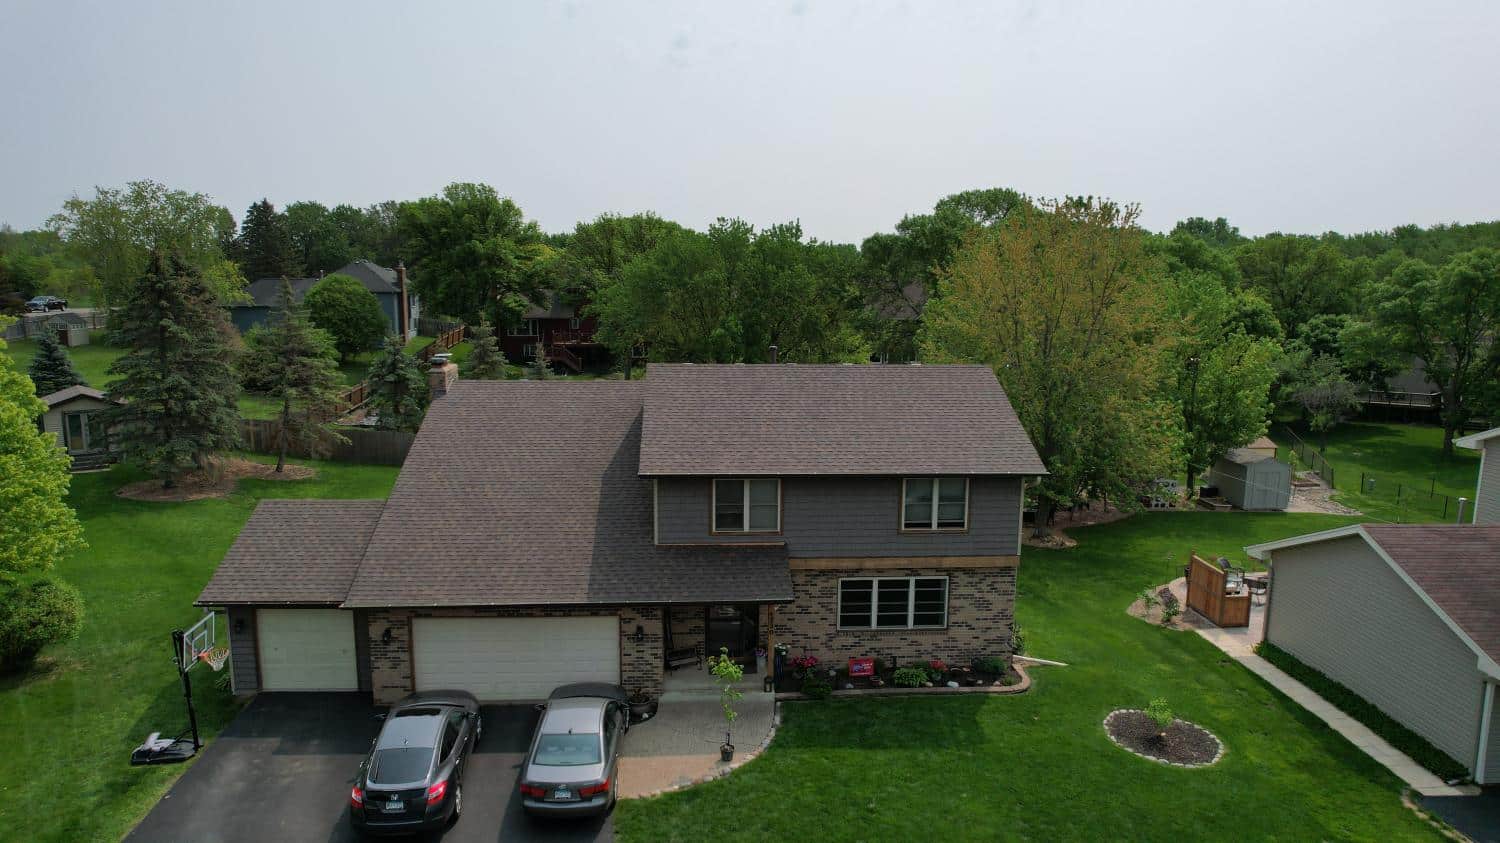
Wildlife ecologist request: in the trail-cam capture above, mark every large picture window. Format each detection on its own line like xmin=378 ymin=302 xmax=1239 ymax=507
xmin=507 ymin=320 xmax=538 ymax=337
xmin=902 ymin=478 xmax=968 ymax=530
xmin=713 ymin=478 xmax=780 ymax=532
xmin=837 ymin=577 xmax=948 ymax=629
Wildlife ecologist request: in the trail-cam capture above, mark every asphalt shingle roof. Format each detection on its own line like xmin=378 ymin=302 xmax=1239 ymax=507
xmin=638 ymin=363 xmax=1046 ymax=477
xmin=1362 ymin=524 xmax=1500 ymax=666
xmin=242 ymin=261 xmax=401 ymax=307
xmin=342 ymin=380 xmax=792 ymax=608
xmin=195 ymin=500 xmax=386 ymax=606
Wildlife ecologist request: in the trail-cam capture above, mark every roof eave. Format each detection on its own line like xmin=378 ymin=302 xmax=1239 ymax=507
xmin=1455 ymin=426 xmax=1500 ymax=449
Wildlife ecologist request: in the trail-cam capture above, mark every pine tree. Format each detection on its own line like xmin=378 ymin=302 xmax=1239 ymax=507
xmin=101 ymin=252 xmax=242 ymax=488
xmin=531 ymin=340 xmax=552 ymax=380
xmin=365 ymin=336 xmax=428 ymax=431
xmin=238 ymin=199 xmax=302 ymax=280
xmin=461 ymin=318 xmax=505 ymax=380
xmin=262 ymin=277 xmax=346 ymax=471
xmin=27 ymin=331 xmax=84 ymax=397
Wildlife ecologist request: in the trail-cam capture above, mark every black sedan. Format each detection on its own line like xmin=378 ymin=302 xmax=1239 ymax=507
xmin=350 ymin=690 xmax=481 ymax=837
xmin=25 ymin=295 xmax=68 ymax=312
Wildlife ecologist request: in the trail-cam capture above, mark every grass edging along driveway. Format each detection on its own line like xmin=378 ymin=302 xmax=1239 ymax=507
xmin=615 ymin=513 xmax=1445 ymax=843
xmin=0 ymin=456 xmax=398 ymax=843
xmin=1255 ymin=641 xmax=1470 ymax=782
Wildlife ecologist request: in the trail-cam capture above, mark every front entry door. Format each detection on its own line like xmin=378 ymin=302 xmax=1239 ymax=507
xmin=704 ymin=604 xmax=758 ymax=659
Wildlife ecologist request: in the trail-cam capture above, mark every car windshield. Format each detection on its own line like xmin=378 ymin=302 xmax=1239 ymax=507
xmin=369 ymin=746 xmax=434 ymax=783
xmin=533 ymin=732 xmax=602 ymax=766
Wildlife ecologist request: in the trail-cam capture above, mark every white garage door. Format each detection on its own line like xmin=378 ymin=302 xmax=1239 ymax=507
xmin=257 ymin=609 xmax=358 ymax=691
xmin=412 ymin=616 xmax=620 ymax=701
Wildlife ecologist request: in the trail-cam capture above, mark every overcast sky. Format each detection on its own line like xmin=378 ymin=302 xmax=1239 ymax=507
xmin=4 ymin=1 xmax=1498 ymax=243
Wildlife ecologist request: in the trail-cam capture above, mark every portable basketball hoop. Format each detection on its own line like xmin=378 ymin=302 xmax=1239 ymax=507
xmin=131 ymin=611 xmax=218 ymax=766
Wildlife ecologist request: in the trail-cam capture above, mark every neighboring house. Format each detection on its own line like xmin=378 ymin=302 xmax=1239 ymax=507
xmin=501 ymin=290 xmax=603 ymax=372
xmin=1208 ymin=447 xmax=1291 ymax=511
xmin=1246 ymin=525 xmax=1500 ymax=784
xmin=195 ymin=363 xmax=1045 ymax=705
xmin=229 ymin=260 xmax=419 ymax=339
xmin=38 ymin=385 xmax=121 ymax=471
xmin=1455 ymin=426 xmax=1500 ymax=524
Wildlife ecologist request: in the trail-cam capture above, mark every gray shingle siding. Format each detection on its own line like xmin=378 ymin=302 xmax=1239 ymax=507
xmin=1475 ymin=442 xmax=1500 ymax=524
xmin=1266 ymin=536 xmax=1484 ymax=769
xmin=227 ymin=606 xmax=258 ymax=694
xmin=655 ymin=476 xmax=1022 ymax=557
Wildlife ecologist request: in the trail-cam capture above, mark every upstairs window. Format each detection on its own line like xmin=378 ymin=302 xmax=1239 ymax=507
xmin=902 ymin=478 xmax=968 ymax=530
xmin=507 ymin=320 xmax=538 ymax=337
xmin=713 ymin=478 xmax=780 ymax=532
xmin=838 ymin=577 xmax=948 ymax=629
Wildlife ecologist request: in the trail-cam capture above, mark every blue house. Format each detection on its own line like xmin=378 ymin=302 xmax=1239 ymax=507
xmin=230 ymin=260 xmax=419 ymax=339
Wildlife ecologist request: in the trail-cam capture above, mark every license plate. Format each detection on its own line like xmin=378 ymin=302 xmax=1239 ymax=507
xmin=382 ymin=800 xmax=404 ymax=813
xmin=551 ymin=787 xmax=576 ymax=801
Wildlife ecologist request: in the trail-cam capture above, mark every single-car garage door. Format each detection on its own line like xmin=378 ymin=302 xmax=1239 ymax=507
xmin=412 ymin=616 xmax=620 ymax=701
xmin=257 ymin=609 xmax=358 ymax=691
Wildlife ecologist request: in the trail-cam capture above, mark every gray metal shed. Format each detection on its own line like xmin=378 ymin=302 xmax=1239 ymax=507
xmin=1210 ymin=448 xmax=1291 ymax=511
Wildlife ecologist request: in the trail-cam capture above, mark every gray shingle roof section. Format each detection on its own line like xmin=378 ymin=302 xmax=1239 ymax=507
xmin=343 ymin=380 xmax=792 ymax=608
xmin=638 ymin=363 xmax=1046 ymax=477
xmin=243 ymin=261 xmax=400 ymax=306
xmin=1362 ymin=524 xmax=1500 ymax=666
xmin=195 ymin=499 xmax=386 ymax=606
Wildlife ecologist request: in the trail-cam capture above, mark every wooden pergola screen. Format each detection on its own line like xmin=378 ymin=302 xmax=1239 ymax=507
xmin=1186 ymin=553 xmax=1251 ymax=628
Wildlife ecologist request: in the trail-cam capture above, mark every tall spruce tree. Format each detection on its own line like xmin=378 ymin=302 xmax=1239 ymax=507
xmin=461 ymin=318 xmax=505 ymax=380
xmin=27 ymin=331 xmax=84 ymax=397
xmin=238 ymin=199 xmax=302 ymax=280
xmin=262 ymin=277 xmax=345 ymax=471
xmin=101 ymin=252 xmax=241 ymax=488
xmin=531 ymin=341 xmax=551 ymax=380
xmin=365 ymin=336 xmax=428 ymax=431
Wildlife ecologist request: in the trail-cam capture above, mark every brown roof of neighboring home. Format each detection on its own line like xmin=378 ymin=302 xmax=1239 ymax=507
xmin=342 ymin=380 xmax=792 ymax=608
xmin=1361 ymin=524 xmax=1500 ymax=667
xmin=39 ymin=385 xmax=120 ymax=407
xmin=1245 ymin=435 xmax=1277 ymax=450
xmin=638 ymin=364 xmax=1045 ymax=477
xmin=195 ymin=499 xmax=386 ymax=606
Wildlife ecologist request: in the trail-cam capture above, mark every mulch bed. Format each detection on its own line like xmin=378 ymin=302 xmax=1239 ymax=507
xmin=775 ymin=663 xmax=1030 ymax=699
xmin=1104 ymin=709 xmax=1223 ymax=767
xmin=116 ymin=458 xmax=316 ymax=502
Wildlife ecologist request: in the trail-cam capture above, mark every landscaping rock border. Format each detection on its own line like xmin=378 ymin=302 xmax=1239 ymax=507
xmin=623 ymin=706 xmax=783 ymax=800
xmin=1103 ymin=709 xmax=1225 ymax=768
xmin=774 ymin=661 xmax=1032 ymax=701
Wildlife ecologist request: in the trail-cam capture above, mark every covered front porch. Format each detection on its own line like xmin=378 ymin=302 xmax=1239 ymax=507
xmin=662 ymin=603 xmax=775 ymax=682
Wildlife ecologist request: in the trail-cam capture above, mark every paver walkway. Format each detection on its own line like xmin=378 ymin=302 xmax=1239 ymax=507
xmin=617 ymin=678 xmax=776 ymax=799
xmin=1187 ymin=601 xmax=1477 ymax=798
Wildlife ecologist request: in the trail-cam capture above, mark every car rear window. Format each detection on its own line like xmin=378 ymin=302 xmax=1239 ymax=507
xmin=534 ymin=733 xmax=602 ymax=766
xmin=370 ymin=747 xmax=434 ymax=783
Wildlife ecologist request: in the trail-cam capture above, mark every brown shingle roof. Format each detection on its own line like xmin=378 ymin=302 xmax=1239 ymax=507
xmin=195 ymin=500 xmax=386 ymax=606
xmin=342 ymin=380 xmax=792 ymax=608
xmin=639 ymin=364 xmax=1045 ymax=477
xmin=1362 ymin=524 xmax=1500 ymax=666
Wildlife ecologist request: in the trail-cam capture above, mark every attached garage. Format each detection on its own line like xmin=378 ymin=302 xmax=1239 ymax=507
xmin=412 ymin=616 xmax=620 ymax=701
xmin=257 ymin=609 xmax=359 ymax=691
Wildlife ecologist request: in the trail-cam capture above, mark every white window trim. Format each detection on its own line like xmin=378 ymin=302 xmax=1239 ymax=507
xmin=507 ymin=320 xmax=538 ymax=337
xmin=836 ymin=576 xmax=949 ymax=630
xmin=711 ymin=478 xmax=781 ymax=533
xmin=901 ymin=477 xmax=970 ymax=531
xmin=569 ymin=317 xmax=582 ymax=329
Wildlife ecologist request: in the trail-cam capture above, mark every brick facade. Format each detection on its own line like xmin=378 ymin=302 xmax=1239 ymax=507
xmin=771 ymin=565 xmax=1016 ymax=668
xmin=364 ymin=605 xmax=664 ymax=704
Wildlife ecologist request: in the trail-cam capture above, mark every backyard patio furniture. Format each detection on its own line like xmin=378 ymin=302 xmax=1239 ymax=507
xmin=1245 ymin=573 xmax=1269 ymax=604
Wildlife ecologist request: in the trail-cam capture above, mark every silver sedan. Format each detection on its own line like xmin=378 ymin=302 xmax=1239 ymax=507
xmin=518 ymin=683 xmax=630 ymax=817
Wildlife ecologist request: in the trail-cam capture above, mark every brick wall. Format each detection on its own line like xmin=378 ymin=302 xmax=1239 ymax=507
xmin=774 ymin=566 xmax=1016 ymax=668
xmin=364 ymin=605 xmax=664 ymax=704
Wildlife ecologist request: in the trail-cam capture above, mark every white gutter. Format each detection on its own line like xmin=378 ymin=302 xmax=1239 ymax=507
xmin=1477 ymin=681 xmax=1495 ymax=785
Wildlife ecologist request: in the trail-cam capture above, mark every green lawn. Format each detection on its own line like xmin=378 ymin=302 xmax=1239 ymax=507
xmin=1272 ymin=421 xmax=1480 ymax=523
xmin=615 ymin=512 xmax=1445 ymax=842
xmin=0 ymin=457 xmax=398 ymax=843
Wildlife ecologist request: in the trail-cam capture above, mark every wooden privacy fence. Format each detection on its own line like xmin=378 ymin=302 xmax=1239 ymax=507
xmin=1185 ymin=552 xmax=1250 ymax=628
xmin=415 ymin=325 xmax=466 ymax=364
xmin=239 ymin=419 xmax=414 ymax=466
xmin=325 ymin=323 xmax=464 ymax=416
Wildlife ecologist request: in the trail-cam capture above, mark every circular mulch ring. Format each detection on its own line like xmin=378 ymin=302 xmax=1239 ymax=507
xmin=116 ymin=458 xmax=316 ymax=502
xmin=1103 ymin=709 xmax=1223 ymax=767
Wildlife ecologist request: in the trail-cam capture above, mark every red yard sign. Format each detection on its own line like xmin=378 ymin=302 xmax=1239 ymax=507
xmin=848 ymin=657 xmax=874 ymax=677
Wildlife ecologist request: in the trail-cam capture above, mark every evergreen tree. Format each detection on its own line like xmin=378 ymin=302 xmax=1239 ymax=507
xmin=365 ymin=336 xmax=428 ymax=431
xmin=531 ymin=340 xmax=551 ymax=380
xmin=262 ymin=277 xmax=346 ymax=471
xmin=461 ymin=319 xmax=505 ymax=380
xmin=27 ymin=331 xmax=84 ymax=397
xmin=101 ymin=252 xmax=242 ymax=488
xmin=238 ymin=199 xmax=302 ymax=280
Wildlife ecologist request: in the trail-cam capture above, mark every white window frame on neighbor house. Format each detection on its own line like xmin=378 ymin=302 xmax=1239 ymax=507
xmin=711 ymin=478 xmax=781 ymax=533
xmin=836 ymin=576 xmax=949 ymax=630
xmin=521 ymin=343 xmax=536 ymax=359
xmin=507 ymin=320 xmax=538 ymax=337
xmin=569 ymin=317 xmax=582 ymax=329
xmin=901 ymin=477 xmax=969 ymax=531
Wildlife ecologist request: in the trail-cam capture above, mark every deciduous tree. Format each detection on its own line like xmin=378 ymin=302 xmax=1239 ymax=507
xmin=304 ymin=273 xmax=388 ymax=361
xmin=1287 ymin=353 xmax=1363 ymax=449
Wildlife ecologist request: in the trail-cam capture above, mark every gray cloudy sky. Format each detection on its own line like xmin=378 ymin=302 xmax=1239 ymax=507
xmin=3 ymin=1 xmax=1498 ymax=242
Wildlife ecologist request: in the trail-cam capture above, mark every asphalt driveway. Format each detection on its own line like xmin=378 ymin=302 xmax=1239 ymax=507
xmin=126 ymin=693 xmax=611 ymax=842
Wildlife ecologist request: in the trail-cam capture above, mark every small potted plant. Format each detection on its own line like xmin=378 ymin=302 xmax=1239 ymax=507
xmin=709 ymin=646 xmax=744 ymax=762
xmin=627 ymin=688 xmax=658 ymax=722
xmin=754 ymin=647 xmax=767 ymax=675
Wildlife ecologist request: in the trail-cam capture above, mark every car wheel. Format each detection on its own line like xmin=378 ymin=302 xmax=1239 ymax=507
xmin=610 ymin=777 xmax=618 ymax=809
xmin=452 ymin=783 xmax=462 ymax=823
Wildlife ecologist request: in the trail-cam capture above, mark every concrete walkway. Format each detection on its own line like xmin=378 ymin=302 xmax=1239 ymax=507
xmin=617 ymin=673 xmax=777 ymax=799
xmin=1186 ymin=600 xmax=1477 ymax=798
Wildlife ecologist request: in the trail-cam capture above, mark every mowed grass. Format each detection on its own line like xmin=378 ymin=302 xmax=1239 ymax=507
xmin=615 ymin=512 xmax=1445 ymax=843
xmin=1273 ymin=421 xmax=1480 ymax=523
xmin=0 ymin=457 xmax=398 ymax=843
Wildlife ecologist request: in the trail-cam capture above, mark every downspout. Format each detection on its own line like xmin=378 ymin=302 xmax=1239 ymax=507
xmin=1477 ymin=680 xmax=1495 ymax=785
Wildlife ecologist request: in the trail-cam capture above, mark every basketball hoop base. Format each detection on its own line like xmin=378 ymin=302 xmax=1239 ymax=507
xmin=130 ymin=733 xmax=197 ymax=766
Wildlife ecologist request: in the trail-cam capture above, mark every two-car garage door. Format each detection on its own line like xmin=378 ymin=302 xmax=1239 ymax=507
xmin=412 ymin=616 xmax=619 ymax=701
